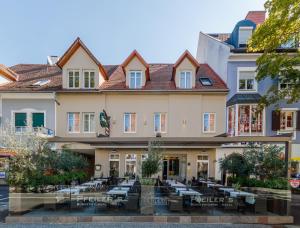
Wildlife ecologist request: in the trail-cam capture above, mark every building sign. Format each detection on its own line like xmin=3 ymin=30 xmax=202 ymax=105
xmin=0 ymin=172 xmax=6 ymax=179
xmin=289 ymin=179 xmax=300 ymax=188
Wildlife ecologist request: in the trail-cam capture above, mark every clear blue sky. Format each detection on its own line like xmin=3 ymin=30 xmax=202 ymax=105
xmin=0 ymin=0 xmax=264 ymax=66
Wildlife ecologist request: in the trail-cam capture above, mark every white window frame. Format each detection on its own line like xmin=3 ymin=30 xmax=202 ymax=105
xmin=197 ymin=154 xmax=209 ymax=179
xmin=68 ymin=70 xmax=80 ymax=89
xmin=67 ymin=112 xmax=80 ymax=133
xmin=202 ymin=112 xmax=216 ymax=133
xmin=154 ymin=112 xmax=167 ymax=133
xmin=238 ymin=26 xmax=253 ymax=47
xmin=124 ymin=113 xmax=137 ymax=133
xmin=125 ymin=154 xmax=137 ymax=175
xmin=237 ymin=67 xmax=257 ymax=93
xmin=277 ymin=108 xmax=297 ymax=140
xmin=129 ymin=71 xmax=142 ymax=89
xmin=83 ymin=70 xmax=96 ymax=89
xmin=179 ymin=71 xmax=192 ymax=89
xmin=83 ymin=112 xmax=95 ymax=133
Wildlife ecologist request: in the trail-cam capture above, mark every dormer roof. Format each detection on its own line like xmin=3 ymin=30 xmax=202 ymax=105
xmin=121 ymin=50 xmax=150 ymax=81
xmin=172 ymin=50 xmax=200 ymax=80
xmin=0 ymin=64 xmax=18 ymax=81
xmin=56 ymin=37 xmax=108 ymax=80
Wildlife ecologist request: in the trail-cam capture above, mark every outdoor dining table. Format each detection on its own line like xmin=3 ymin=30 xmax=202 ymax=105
xmin=176 ymin=189 xmax=202 ymax=196
xmin=218 ymin=188 xmax=235 ymax=192
xmin=230 ymin=191 xmax=256 ymax=204
xmin=207 ymin=183 xmax=223 ymax=188
xmin=166 ymin=180 xmax=186 ymax=187
xmin=56 ymin=188 xmax=80 ymax=195
xmin=106 ymin=186 xmax=130 ymax=197
xmin=119 ymin=180 xmax=135 ymax=186
xmin=82 ymin=180 xmax=103 ymax=187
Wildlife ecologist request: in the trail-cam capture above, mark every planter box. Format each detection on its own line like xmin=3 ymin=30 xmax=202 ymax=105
xmin=140 ymin=185 xmax=154 ymax=215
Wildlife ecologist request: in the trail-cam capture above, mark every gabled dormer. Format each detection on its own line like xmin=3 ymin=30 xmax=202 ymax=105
xmin=57 ymin=37 xmax=107 ymax=89
xmin=172 ymin=50 xmax=200 ymax=89
xmin=122 ymin=50 xmax=149 ymax=89
xmin=0 ymin=64 xmax=18 ymax=85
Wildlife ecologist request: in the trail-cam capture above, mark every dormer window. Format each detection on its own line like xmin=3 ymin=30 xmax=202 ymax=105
xmin=180 ymin=71 xmax=192 ymax=89
xmin=68 ymin=70 xmax=80 ymax=88
xmin=84 ymin=71 xmax=95 ymax=88
xmin=238 ymin=26 xmax=253 ymax=48
xmin=129 ymin=71 xmax=142 ymax=89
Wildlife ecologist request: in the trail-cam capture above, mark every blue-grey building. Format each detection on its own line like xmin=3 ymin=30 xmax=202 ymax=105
xmin=197 ymin=10 xmax=300 ymax=174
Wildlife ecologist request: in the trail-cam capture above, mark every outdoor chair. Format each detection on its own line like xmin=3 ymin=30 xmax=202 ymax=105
xmin=168 ymin=194 xmax=183 ymax=211
xmin=124 ymin=193 xmax=140 ymax=210
xmin=236 ymin=195 xmax=247 ymax=213
xmin=254 ymin=197 xmax=267 ymax=214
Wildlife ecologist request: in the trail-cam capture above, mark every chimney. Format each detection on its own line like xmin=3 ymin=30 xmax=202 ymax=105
xmin=245 ymin=11 xmax=266 ymax=25
xmin=47 ymin=56 xmax=60 ymax=66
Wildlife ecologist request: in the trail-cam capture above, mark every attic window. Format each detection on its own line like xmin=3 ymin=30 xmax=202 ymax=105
xmin=32 ymin=79 xmax=50 ymax=86
xmin=199 ymin=77 xmax=212 ymax=86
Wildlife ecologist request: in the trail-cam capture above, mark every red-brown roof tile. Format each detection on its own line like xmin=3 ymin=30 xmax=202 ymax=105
xmin=0 ymin=63 xmax=227 ymax=92
xmin=245 ymin=11 xmax=266 ymax=25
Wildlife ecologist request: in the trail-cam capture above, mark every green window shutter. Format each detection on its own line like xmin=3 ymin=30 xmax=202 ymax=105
xmin=15 ymin=113 xmax=27 ymax=127
xmin=32 ymin=113 xmax=44 ymax=127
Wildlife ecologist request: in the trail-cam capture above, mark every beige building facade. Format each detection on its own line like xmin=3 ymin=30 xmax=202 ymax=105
xmin=51 ymin=38 xmax=231 ymax=181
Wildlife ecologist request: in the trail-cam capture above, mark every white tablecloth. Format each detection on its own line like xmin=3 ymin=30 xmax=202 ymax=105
xmin=230 ymin=191 xmax=256 ymax=204
xmin=166 ymin=180 xmax=186 ymax=187
xmin=107 ymin=190 xmax=128 ymax=196
xmin=177 ymin=189 xmax=202 ymax=196
xmin=219 ymin=188 xmax=235 ymax=192
xmin=56 ymin=188 xmax=80 ymax=195
xmin=120 ymin=180 xmax=135 ymax=186
xmin=207 ymin=183 xmax=223 ymax=188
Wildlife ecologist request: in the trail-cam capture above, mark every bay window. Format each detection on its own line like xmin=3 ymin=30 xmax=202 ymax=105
xmin=238 ymin=104 xmax=263 ymax=135
xmin=227 ymin=106 xmax=235 ymax=136
xmin=228 ymin=104 xmax=264 ymax=136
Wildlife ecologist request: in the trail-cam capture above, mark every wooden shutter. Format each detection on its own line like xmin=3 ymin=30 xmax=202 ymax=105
xmin=272 ymin=111 xmax=280 ymax=131
xmin=296 ymin=111 xmax=300 ymax=131
xmin=15 ymin=113 xmax=27 ymax=127
xmin=32 ymin=113 xmax=44 ymax=128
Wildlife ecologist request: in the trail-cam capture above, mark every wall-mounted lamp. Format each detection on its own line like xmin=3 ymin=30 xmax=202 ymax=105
xmin=95 ymin=164 xmax=101 ymax=171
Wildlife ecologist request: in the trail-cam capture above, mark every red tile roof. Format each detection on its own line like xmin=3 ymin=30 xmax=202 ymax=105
xmin=245 ymin=11 xmax=266 ymax=25
xmin=0 ymin=63 xmax=227 ymax=92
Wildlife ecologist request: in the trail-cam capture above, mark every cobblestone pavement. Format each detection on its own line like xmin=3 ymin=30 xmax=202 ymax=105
xmin=0 ymin=224 xmax=277 ymax=228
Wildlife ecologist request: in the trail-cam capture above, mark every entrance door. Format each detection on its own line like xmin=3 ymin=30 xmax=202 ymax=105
xmin=162 ymin=158 xmax=180 ymax=180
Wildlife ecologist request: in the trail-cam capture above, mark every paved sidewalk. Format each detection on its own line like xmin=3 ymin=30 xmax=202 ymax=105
xmin=0 ymin=223 xmax=276 ymax=228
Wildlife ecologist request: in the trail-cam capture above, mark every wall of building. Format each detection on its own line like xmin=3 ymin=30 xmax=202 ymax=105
xmin=95 ymin=148 xmax=216 ymax=180
xmin=1 ymin=98 xmax=55 ymax=132
xmin=62 ymin=46 xmax=104 ymax=88
xmin=55 ymin=93 xmax=227 ymax=138
xmin=174 ymin=58 xmax=196 ymax=88
xmin=196 ymin=32 xmax=230 ymax=83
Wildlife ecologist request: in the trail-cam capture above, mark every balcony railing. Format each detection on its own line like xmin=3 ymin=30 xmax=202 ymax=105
xmin=13 ymin=126 xmax=54 ymax=137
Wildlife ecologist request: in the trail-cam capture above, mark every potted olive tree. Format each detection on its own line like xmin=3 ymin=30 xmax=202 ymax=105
xmin=140 ymin=140 xmax=162 ymax=215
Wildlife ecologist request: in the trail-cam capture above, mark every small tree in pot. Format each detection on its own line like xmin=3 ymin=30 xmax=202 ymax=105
xmin=141 ymin=140 xmax=162 ymax=183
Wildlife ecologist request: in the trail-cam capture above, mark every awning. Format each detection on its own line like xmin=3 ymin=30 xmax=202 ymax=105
xmin=48 ymin=135 xmax=292 ymax=149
